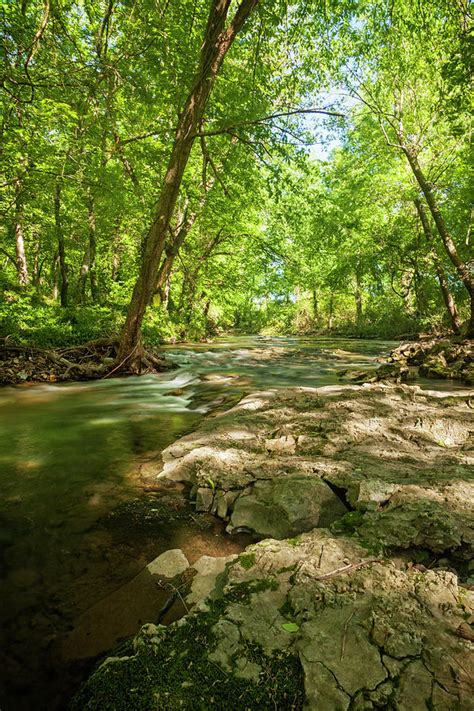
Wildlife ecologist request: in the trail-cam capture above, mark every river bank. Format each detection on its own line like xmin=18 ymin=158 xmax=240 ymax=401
xmin=1 ymin=337 xmax=472 ymax=709
xmin=73 ymin=381 xmax=474 ymax=710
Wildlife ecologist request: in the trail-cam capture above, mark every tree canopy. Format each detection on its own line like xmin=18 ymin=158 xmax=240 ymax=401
xmin=1 ymin=0 xmax=472 ymax=356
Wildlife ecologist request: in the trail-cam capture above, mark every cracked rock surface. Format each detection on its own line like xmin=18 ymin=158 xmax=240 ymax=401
xmin=72 ymin=529 xmax=474 ymax=710
xmin=73 ymin=384 xmax=473 ymax=710
xmin=159 ymin=383 xmax=473 ymax=554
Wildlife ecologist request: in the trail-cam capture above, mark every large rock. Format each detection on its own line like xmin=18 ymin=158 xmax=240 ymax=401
xmin=158 ymin=383 xmax=473 ymax=553
xmin=72 ymin=530 xmax=474 ymax=710
xmin=228 ymin=476 xmax=347 ymax=538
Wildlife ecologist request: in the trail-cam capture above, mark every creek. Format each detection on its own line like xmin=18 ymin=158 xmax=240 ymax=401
xmin=0 ymin=335 xmax=457 ymax=710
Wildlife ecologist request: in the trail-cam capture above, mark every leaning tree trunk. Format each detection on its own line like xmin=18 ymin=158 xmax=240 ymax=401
xmin=414 ymin=198 xmax=461 ymax=333
xmin=404 ymin=146 xmax=473 ymax=337
xmin=116 ymin=0 xmax=259 ymax=370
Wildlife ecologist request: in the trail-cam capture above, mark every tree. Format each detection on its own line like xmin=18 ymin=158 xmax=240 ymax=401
xmin=116 ymin=0 xmax=259 ymax=369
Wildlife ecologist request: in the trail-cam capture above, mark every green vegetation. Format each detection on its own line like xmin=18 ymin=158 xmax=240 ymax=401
xmin=238 ymin=552 xmax=256 ymax=570
xmin=71 ymin=580 xmax=304 ymax=711
xmin=1 ymin=1 xmax=472 ymax=363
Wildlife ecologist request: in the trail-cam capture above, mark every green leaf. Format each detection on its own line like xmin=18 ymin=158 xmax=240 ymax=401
xmin=281 ymin=622 xmax=300 ymax=633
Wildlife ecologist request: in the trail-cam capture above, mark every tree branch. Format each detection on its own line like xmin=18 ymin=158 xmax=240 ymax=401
xmin=195 ymin=107 xmax=345 ymax=138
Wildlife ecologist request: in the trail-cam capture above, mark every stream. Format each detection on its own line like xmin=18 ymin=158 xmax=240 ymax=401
xmin=1 ymin=335 xmax=455 ymax=710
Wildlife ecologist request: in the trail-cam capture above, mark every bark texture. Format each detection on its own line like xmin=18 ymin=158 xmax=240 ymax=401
xmin=117 ymin=0 xmax=259 ymax=369
xmin=14 ymin=178 xmax=29 ymax=286
xmin=403 ymin=146 xmax=473 ymax=336
xmin=414 ymin=198 xmax=461 ymax=333
xmin=55 ymin=181 xmax=68 ymax=306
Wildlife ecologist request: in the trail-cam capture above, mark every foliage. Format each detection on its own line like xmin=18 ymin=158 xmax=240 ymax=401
xmin=0 ymin=0 xmax=471 ymax=347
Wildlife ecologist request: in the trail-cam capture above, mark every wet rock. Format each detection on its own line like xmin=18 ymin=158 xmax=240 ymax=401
xmin=389 ymin=337 xmax=473 ymax=384
xmin=419 ymin=353 xmax=451 ymax=379
xmin=462 ymin=362 xmax=474 ymax=385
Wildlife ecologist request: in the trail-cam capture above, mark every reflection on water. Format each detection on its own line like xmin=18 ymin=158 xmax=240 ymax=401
xmin=2 ymin=334 xmax=450 ymax=710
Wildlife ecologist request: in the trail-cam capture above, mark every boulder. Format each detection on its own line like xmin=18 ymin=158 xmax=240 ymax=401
xmin=229 ymin=476 xmax=347 ymax=538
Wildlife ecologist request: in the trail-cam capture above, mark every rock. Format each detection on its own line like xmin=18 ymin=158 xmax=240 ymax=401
xmin=419 ymin=353 xmax=451 ymax=379
xmin=229 ymin=476 xmax=347 ymax=538
xmin=186 ymin=554 xmax=236 ymax=606
xmin=146 ymin=548 xmax=189 ymax=578
xmin=462 ymin=363 xmax=474 ymax=385
xmin=265 ymin=434 xmax=297 ymax=453
xmin=352 ymin=479 xmax=397 ymax=511
xmin=338 ymin=368 xmax=376 ymax=383
xmin=195 ymin=487 xmax=214 ymax=512
xmin=73 ymin=530 xmax=474 ymax=710
xmin=157 ymin=383 xmax=473 ymax=556
xmin=349 ymin=498 xmax=467 ymax=554
xmin=388 ymin=337 xmax=473 ymax=384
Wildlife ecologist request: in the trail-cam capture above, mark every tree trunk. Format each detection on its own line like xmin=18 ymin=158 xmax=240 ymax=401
xmin=52 ymin=253 xmax=59 ymax=301
xmin=354 ymin=270 xmax=363 ymax=324
xmin=14 ymin=178 xmax=29 ymax=286
xmin=87 ymin=193 xmax=98 ymax=302
xmin=78 ymin=242 xmax=91 ymax=303
xmin=55 ymin=181 xmax=68 ymax=306
xmin=117 ymin=0 xmax=259 ymax=369
xmin=312 ymin=287 xmax=319 ymax=324
xmin=328 ymin=293 xmax=334 ymax=330
xmin=32 ymin=230 xmax=41 ymax=288
xmin=404 ymin=146 xmax=473 ymax=336
xmin=154 ymin=210 xmax=199 ymax=301
xmin=111 ymin=218 xmax=122 ymax=282
xmin=78 ymin=192 xmax=98 ymax=303
xmin=414 ymin=198 xmax=461 ymax=333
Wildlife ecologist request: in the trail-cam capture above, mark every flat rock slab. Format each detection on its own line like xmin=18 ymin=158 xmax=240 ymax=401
xmin=146 ymin=549 xmax=189 ymax=578
xmin=158 ymin=383 xmax=473 ymax=549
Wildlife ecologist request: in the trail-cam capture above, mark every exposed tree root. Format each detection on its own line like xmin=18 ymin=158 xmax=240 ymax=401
xmin=0 ymin=336 xmax=172 ymax=385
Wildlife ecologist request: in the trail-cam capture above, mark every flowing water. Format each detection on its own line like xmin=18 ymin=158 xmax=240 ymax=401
xmin=1 ymin=335 xmax=457 ymax=710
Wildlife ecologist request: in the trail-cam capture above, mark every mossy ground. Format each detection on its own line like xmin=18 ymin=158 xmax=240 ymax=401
xmin=70 ymin=580 xmax=304 ymax=711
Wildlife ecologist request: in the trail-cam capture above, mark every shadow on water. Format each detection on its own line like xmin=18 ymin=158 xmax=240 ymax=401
xmin=2 ymin=334 xmax=457 ymax=710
